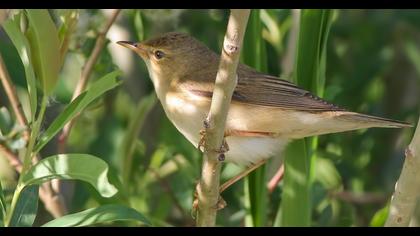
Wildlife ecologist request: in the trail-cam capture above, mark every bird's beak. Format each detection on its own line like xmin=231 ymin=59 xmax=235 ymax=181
xmin=117 ymin=41 xmax=148 ymax=59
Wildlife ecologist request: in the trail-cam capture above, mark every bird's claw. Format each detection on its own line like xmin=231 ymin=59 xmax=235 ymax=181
xmin=191 ymin=183 xmax=227 ymax=219
xmin=198 ymin=129 xmax=229 ymax=162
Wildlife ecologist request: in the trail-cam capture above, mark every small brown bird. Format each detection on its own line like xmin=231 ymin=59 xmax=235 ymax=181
xmin=118 ymin=32 xmax=411 ymax=166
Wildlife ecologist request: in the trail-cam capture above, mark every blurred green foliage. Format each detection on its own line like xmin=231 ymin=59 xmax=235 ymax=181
xmin=0 ymin=9 xmax=418 ymax=226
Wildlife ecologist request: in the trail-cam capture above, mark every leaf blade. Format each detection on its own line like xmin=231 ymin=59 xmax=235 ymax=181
xmin=2 ymin=14 xmax=38 ymax=121
xmin=33 ymin=70 xmax=122 ymax=153
xmin=21 ymin=153 xmax=118 ymax=198
xmin=8 ymin=185 xmax=39 ymax=227
xmin=42 ymin=204 xmax=151 ymax=227
xmin=25 ymin=9 xmax=61 ymax=95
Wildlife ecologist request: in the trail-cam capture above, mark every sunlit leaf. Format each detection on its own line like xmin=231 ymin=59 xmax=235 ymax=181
xmin=42 ymin=204 xmax=150 ymax=227
xmin=34 ymin=70 xmax=122 ymax=153
xmin=8 ymin=185 xmax=39 ymax=227
xmin=2 ymin=14 xmax=38 ymax=121
xmin=25 ymin=9 xmax=60 ymax=95
xmin=21 ymin=154 xmax=118 ymax=198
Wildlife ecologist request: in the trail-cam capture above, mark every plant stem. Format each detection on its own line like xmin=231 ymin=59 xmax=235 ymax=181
xmin=0 ymin=52 xmax=30 ymax=141
xmin=0 ymin=44 xmax=68 ymax=218
xmin=196 ymin=9 xmax=250 ymax=227
xmin=6 ymin=95 xmax=48 ymax=226
xmin=385 ymin=118 xmax=420 ymax=226
xmin=58 ymin=9 xmax=121 ymax=152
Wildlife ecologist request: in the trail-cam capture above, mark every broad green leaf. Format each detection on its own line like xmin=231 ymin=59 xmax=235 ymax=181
xmin=42 ymin=204 xmax=151 ymax=227
xmin=2 ymin=15 xmax=38 ymax=121
xmin=25 ymin=9 xmax=60 ymax=95
xmin=34 ymin=70 xmax=122 ymax=153
xmin=0 ymin=181 xmax=6 ymax=227
xmin=8 ymin=185 xmax=39 ymax=227
xmin=21 ymin=154 xmax=118 ymax=198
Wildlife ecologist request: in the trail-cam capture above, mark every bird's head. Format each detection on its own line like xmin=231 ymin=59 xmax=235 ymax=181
xmin=117 ymin=32 xmax=217 ymax=83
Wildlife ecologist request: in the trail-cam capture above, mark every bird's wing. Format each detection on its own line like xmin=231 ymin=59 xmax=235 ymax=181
xmin=182 ymin=64 xmax=346 ymax=112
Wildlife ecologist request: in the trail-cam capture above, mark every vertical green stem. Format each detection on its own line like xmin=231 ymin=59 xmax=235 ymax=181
xmin=6 ymin=95 xmax=48 ymax=226
xmin=242 ymin=9 xmax=268 ymax=227
xmin=276 ymin=9 xmax=333 ymax=226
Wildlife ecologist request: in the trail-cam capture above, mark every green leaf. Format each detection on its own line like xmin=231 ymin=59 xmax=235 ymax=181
xmin=242 ymin=9 xmax=268 ymax=227
xmin=21 ymin=154 xmax=118 ymax=198
xmin=25 ymin=9 xmax=61 ymax=95
xmin=8 ymin=185 xmax=39 ymax=227
xmin=57 ymin=9 xmax=79 ymax=66
xmin=370 ymin=204 xmax=389 ymax=227
xmin=2 ymin=14 xmax=38 ymax=121
xmin=0 ymin=107 xmax=13 ymax=135
xmin=404 ymin=40 xmax=420 ymax=78
xmin=134 ymin=10 xmax=145 ymax=41
xmin=121 ymin=93 xmax=157 ymax=185
xmin=0 ymin=181 xmax=6 ymax=227
xmin=276 ymin=139 xmax=310 ymax=226
xmin=278 ymin=9 xmax=334 ymax=227
xmin=34 ymin=70 xmax=122 ymax=153
xmin=42 ymin=204 xmax=151 ymax=227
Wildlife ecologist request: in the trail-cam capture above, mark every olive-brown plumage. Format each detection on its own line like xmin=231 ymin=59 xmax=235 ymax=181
xmin=118 ymin=32 xmax=411 ymax=166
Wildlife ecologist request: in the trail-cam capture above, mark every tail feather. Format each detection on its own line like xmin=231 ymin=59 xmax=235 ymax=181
xmin=338 ymin=112 xmax=412 ymax=128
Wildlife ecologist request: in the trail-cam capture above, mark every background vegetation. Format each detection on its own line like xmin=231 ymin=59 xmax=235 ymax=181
xmin=0 ymin=9 xmax=419 ymax=226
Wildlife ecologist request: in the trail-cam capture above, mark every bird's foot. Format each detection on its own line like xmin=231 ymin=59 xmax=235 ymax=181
xmin=191 ymin=183 xmax=227 ymax=219
xmin=198 ymin=128 xmax=229 ymax=162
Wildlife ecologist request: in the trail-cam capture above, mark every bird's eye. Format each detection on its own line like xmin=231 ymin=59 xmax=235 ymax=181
xmin=154 ymin=50 xmax=165 ymax=60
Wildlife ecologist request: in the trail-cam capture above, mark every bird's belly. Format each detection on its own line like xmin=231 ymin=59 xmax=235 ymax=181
xmin=161 ymin=92 xmax=289 ymax=166
xmin=225 ymin=136 xmax=289 ymax=166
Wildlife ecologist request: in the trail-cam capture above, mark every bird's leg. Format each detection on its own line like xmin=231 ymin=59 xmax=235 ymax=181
xmin=198 ymin=121 xmax=230 ymax=160
xmin=191 ymin=181 xmax=226 ymax=218
xmin=193 ymin=159 xmax=266 ymax=214
xmin=194 ymin=122 xmax=230 ymax=215
xmin=219 ymin=159 xmax=267 ymax=193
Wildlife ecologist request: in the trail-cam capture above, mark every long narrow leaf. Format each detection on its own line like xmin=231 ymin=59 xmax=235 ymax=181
xmin=25 ymin=9 xmax=60 ymax=95
xmin=2 ymin=14 xmax=38 ymax=121
xmin=8 ymin=185 xmax=39 ymax=227
xmin=34 ymin=70 xmax=122 ymax=153
xmin=279 ymin=9 xmax=333 ymax=226
xmin=20 ymin=154 xmax=118 ymax=198
xmin=241 ymin=9 xmax=268 ymax=227
xmin=121 ymin=93 xmax=157 ymax=185
xmin=42 ymin=204 xmax=151 ymax=227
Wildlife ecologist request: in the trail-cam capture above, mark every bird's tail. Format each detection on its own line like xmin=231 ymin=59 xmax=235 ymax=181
xmin=337 ymin=112 xmax=412 ymax=129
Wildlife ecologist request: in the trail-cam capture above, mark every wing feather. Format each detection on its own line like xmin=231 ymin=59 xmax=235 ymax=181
xmin=181 ymin=63 xmax=345 ymax=112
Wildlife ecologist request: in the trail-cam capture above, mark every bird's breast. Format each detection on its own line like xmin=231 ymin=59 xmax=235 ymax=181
xmin=161 ymin=90 xmax=210 ymax=147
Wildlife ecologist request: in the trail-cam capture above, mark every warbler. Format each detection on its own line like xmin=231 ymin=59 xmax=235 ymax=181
xmin=117 ymin=32 xmax=411 ymax=166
